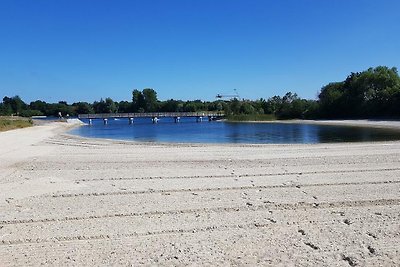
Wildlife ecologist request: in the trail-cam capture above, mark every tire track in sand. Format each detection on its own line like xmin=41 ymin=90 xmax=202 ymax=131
xmin=47 ymin=180 xmax=400 ymax=198
xmin=1 ymin=198 xmax=398 ymax=225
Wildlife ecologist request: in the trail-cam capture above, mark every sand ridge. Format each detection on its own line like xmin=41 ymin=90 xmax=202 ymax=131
xmin=0 ymin=122 xmax=399 ymax=266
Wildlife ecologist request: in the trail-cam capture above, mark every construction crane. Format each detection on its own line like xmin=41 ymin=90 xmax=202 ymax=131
xmin=216 ymin=89 xmax=240 ymax=99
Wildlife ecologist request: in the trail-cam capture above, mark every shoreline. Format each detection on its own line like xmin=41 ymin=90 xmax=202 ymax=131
xmin=226 ymin=119 xmax=400 ymax=130
xmin=63 ymin=129 xmax=400 ymax=147
xmin=1 ymin=122 xmax=400 ymax=265
xmin=272 ymin=119 xmax=400 ymax=130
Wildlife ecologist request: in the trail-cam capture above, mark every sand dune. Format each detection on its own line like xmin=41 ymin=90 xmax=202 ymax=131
xmin=0 ymin=122 xmax=399 ymax=266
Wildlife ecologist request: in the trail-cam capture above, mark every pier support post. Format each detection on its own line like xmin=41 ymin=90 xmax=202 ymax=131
xmin=103 ymin=118 xmax=108 ymax=125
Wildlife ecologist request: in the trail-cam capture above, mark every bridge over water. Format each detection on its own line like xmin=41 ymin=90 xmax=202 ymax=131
xmin=78 ymin=112 xmax=225 ymax=124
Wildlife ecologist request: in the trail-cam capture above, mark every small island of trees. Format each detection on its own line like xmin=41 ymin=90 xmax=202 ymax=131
xmin=1 ymin=66 xmax=399 ymax=120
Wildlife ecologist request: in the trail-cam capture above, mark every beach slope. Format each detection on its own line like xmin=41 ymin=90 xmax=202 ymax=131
xmin=0 ymin=122 xmax=399 ymax=266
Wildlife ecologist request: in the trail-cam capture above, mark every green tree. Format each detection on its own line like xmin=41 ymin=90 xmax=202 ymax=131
xmin=73 ymin=102 xmax=94 ymax=114
xmin=132 ymin=89 xmax=145 ymax=112
xmin=318 ymin=66 xmax=400 ymax=118
xmin=0 ymin=102 xmax=13 ymax=115
xmin=105 ymin=98 xmax=118 ymax=113
xmin=142 ymin=88 xmax=158 ymax=112
xmin=93 ymin=99 xmax=108 ymax=113
xmin=55 ymin=101 xmax=74 ymax=117
xmin=229 ymin=98 xmax=241 ymax=115
xmin=118 ymin=101 xmax=132 ymax=113
xmin=3 ymin=96 xmax=27 ymax=115
xmin=160 ymin=99 xmax=180 ymax=112
xmin=318 ymin=82 xmax=345 ymax=118
xmin=240 ymin=102 xmax=256 ymax=114
xmin=264 ymin=96 xmax=282 ymax=115
xmin=29 ymin=100 xmax=48 ymax=114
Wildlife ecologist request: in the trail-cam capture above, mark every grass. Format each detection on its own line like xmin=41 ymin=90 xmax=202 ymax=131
xmin=226 ymin=114 xmax=277 ymax=122
xmin=0 ymin=117 xmax=33 ymax=132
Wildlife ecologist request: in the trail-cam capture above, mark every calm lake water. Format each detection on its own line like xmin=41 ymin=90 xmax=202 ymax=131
xmin=69 ymin=117 xmax=400 ymax=144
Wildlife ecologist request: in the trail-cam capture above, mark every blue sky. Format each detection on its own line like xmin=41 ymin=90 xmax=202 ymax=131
xmin=1 ymin=0 xmax=399 ymax=103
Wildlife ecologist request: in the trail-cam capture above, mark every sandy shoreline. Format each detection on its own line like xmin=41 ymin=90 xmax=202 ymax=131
xmin=228 ymin=119 xmax=400 ymax=130
xmin=1 ymin=121 xmax=399 ymax=266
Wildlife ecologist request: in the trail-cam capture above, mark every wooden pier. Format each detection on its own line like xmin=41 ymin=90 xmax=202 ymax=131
xmin=78 ymin=112 xmax=225 ymax=124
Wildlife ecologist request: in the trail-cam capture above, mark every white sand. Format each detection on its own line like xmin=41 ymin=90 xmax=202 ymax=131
xmin=0 ymin=121 xmax=399 ymax=266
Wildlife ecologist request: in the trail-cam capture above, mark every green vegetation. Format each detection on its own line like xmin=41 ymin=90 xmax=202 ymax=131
xmin=1 ymin=66 xmax=399 ymax=120
xmin=318 ymin=66 xmax=400 ymax=118
xmin=226 ymin=114 xmax=277 ymax=122
xmin=225 ymin=92 xmax=319 ymax=120
xmin=0 ymin=117 xmax=32 ymax=132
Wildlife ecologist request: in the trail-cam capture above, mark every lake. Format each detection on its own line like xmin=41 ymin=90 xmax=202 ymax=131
xmin=69 ymin=117 xmax=400 ymax=144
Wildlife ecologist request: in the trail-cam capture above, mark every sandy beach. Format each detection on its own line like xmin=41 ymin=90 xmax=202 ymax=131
xmin=0 ymin=121 xmax=399 ymax=266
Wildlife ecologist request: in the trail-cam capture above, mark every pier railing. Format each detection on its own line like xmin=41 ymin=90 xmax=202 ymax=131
xmin=78 ymin=112 xmax=225 ymax=119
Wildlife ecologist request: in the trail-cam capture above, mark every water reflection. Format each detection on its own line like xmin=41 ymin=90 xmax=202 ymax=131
xmin=315 ymin=125 xmax=398 ymax=142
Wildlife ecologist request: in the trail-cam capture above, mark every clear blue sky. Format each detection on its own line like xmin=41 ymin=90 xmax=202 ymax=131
xmin=1 ymin=0 xmax=399 ymax=103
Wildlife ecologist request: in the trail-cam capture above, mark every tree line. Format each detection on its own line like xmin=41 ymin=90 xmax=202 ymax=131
xmin=1 ymin=66 xmax=399 ymax=120
xmin=318 ymin=66 xmax=400 ymax=118
xmin=0 ymin=90 xmax=225 ymax=118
